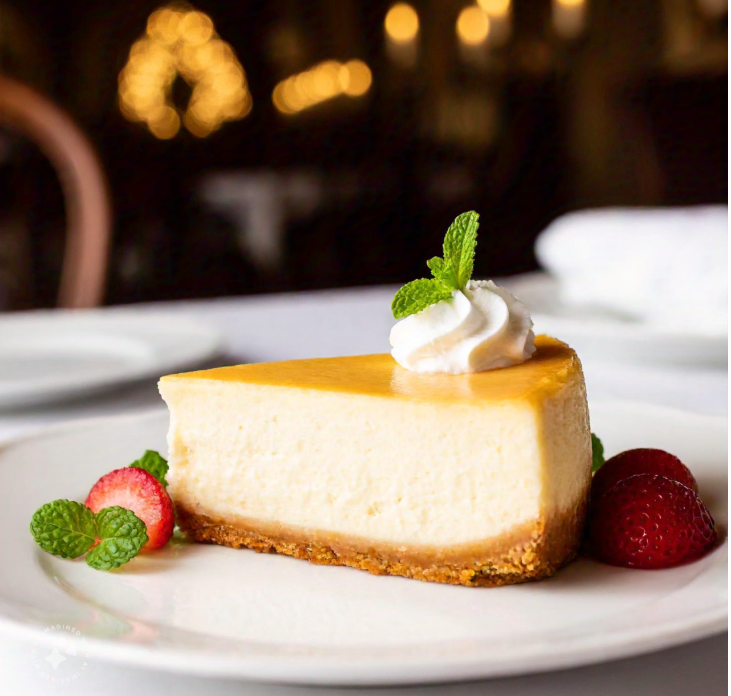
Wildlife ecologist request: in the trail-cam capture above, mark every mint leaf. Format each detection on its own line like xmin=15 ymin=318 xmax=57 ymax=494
xmin=591 ymin=433 xmax=605 ymax=473
xmin=30 ymin=500 xmax=96 ymax=559
xmin=392 ymin=278 xmax=453 ymax=319
xmin=30 ymin=501 xmax=148 ymax=571
xmin=426 ymin=257 xmax=450 ymax=286
xmin=442 ymin=210 xmax=479 ymax=290
xmin=86 ymin=506 xmax=148 ymax=571
xmin=130 ymin=450 xmax=168 ymax=487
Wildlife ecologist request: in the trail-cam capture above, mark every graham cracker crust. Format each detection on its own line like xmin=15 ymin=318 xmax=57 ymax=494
xmin=175 ymin=500 xmax=588 ymax=587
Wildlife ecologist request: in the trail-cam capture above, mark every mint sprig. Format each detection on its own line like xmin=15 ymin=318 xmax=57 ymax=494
xmin=86 ymin=507 xmax=148 ymax=571
xmin=591 ymin=433 xmax=605 ymax=473
xmin=30 ymin=500 xmax=147 ymax=571
xmin=392 ymin=211 xmax=480 ymax=319
xmin=130 ymin=449 xmax=168 ymax=487
xmin=30 ymin=500 xmax=97 ymax=559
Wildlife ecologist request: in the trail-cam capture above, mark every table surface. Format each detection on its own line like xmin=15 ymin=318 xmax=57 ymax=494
xmin=0 ymin=287 xmax=727 ymax=696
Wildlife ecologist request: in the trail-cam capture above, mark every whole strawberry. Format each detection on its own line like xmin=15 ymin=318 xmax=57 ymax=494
xmin=592 ymin=448 xmax=698 ymax=502
xmin=587 ymin=474 xmax=717 ymax=569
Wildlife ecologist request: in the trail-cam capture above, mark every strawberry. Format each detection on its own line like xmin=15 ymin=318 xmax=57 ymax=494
xmin=592 ymin=448 xmax=698 ymax=502
xmin=86 ymin=467 xmax=174 ymax=550
xmin=587 ymin=474 xmax=717 ymax=569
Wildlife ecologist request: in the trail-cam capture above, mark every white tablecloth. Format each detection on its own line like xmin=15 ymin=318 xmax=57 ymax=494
xmin=1 ymin=287 xmax=727 ymax=695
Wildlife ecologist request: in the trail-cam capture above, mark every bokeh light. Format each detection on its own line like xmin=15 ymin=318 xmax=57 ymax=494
xmin=272 ymin=59 xmax=372 ymax=115
xmin=476 ymin=0 xmax=511 ymax=17
xmin=148 ymin=105 xmax=181 ymax=139
xmin=177 ymin=11 xmax=214 ymax=44
xmin=384 ymin=4 xmax=420 ymax=44
xmin=118 ymin=3 xmax=251 ymax=139
xmin=341 ymin=60 xmax=372 ymax=96
xmin=456 ymin=6 xmax=490 ymax=46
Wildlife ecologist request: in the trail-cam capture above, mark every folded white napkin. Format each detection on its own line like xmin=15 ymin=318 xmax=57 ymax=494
xmin=535 ymin=206 xmax=728 ymax=334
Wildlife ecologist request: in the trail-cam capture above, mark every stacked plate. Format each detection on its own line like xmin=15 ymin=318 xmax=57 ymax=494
xmin=0 ymin=310 xmax=222 ymax=409
xmin=503 ymin=273 xmax=727 ymax=367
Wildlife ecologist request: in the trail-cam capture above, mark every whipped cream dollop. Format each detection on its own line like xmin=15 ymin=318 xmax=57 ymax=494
xmin=390 ymin=280 xmax=536 ymax=374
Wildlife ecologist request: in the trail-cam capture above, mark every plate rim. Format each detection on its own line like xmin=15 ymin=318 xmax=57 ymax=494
xmin=0 ymin=607 xmax=726 ymax=685
xmin=0 ymin=402 xmax=726 ymax=685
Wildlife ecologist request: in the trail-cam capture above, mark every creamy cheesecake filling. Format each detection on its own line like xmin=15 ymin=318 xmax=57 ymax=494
xmin=162 ymin=377 xmax=588 ymax=549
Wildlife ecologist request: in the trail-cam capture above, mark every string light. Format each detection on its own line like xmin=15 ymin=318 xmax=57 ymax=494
xmin=118 ymin=3 xmax=251 ymax=139
xmin=272 ymin=59 xmax=372 ymax=115
xmin=384 ymin=4 xmax=419 ymax=43
xmin=456 ymin=6 xmax=490 ymax=46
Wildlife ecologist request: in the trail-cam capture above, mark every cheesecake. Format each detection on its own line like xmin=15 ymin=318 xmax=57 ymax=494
xmin=158 ymin=335 xmax=591 ymax=587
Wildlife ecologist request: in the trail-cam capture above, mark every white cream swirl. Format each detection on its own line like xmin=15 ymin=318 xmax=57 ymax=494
xmin=390 ymin=280 xmax=536 ymax=374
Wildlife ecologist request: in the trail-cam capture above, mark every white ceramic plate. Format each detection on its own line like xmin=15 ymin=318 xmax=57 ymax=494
xmin=502 ymin=273 xmax=728 ymax=367
xmin=0 ymin=311 xmax=222 ymax=408
xmin=0 ymin=403 xmax=726 ymax=686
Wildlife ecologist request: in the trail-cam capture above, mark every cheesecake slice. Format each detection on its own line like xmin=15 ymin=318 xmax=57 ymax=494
xmin=158 ymin=335 xmax=591 ymax=587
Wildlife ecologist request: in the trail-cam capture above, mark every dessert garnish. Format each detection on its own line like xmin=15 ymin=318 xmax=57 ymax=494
xmin=592 ymin=448 xmax=698 ymax=500
xmin=86 ymin=467 xmax=175 ymax=550
xmin=391 ymin=210 xmax=480 ymax=319
xmin=129 ymin=449 xmax=170 ymax=488
xmin=586 ymin=443 xmax=717 ymax=569
xmin=389 ymin=211 xmax=535 ymax=374
xmin=591 ymin=433 xmax=604 ymax=473
xmin=29 ymin=450 xmax=174 ymax=570
xmin=30 ymin=501 xmax=147 ymax=571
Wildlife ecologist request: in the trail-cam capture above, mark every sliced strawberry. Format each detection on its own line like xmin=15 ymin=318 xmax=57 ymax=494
xmin=587 ymin=474 xmax=717 ymax=569
xmin=86 ymin=467 xmax=174 ymax=550
xmin=592 ymin=448 xmax=698 ymax=502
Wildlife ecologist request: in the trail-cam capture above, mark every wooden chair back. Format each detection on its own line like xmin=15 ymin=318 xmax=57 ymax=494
xmin=0 ymin=74 xmax=111 ymax=308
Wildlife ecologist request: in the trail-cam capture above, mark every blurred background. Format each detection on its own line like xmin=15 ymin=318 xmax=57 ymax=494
xmin=0 ymin=0 xmax=726 ymax=311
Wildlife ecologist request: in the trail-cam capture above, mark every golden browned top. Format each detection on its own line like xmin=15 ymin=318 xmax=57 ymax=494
xmin=160 ymin=335 xmax=582 ymax=404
